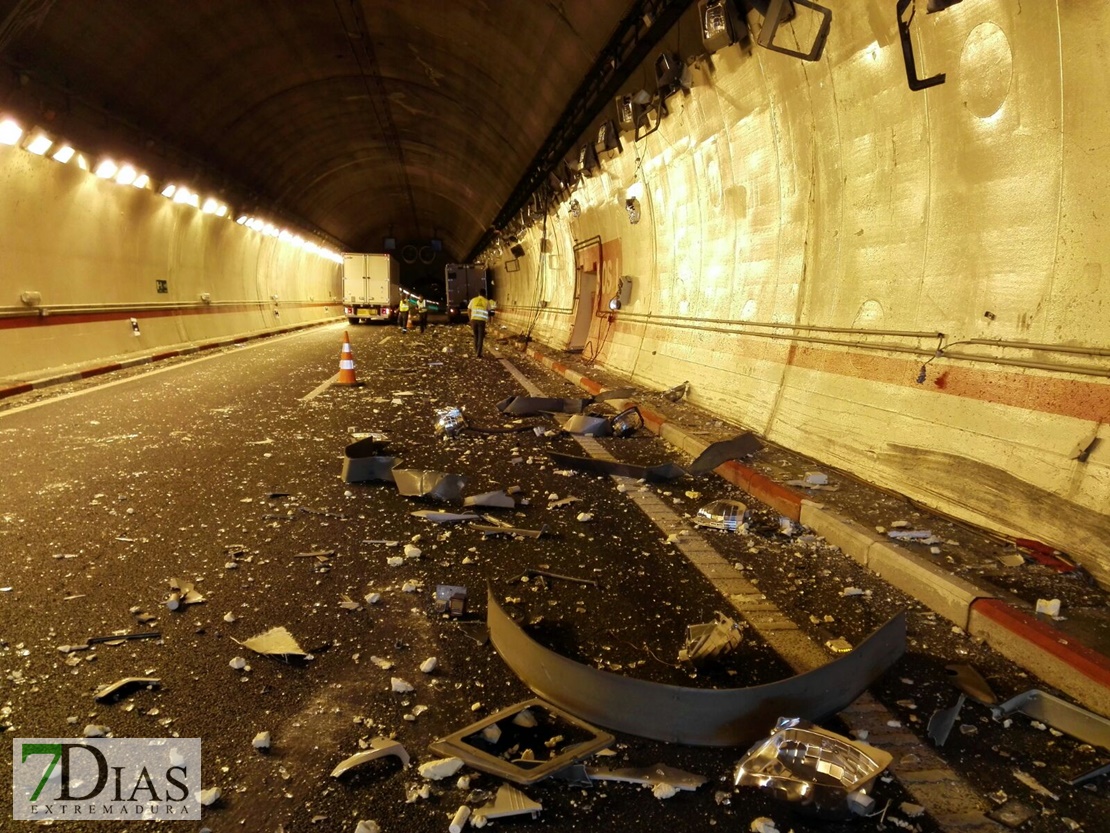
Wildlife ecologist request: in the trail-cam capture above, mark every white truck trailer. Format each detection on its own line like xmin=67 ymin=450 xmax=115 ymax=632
xmin=343 ymin=253 xmax=401 ymax=324
xmin=444 ymin=263 xmax=488 ymax=323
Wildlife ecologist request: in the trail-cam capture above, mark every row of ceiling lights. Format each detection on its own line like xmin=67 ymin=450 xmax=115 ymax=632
xmin=0 ymin=115 xmax=342 ymax=265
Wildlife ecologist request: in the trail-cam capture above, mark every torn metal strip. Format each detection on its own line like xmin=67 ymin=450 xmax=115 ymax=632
xmin=546 ymin=451 xmax=686 ymax=482
xmin=487 ymin=590 xmax=906 ymax=747
xmin=498 ymin=395 xmax=590 ymax=415
xmin=944 ymin=663 xmax=998 ymax=705
xmin=688 ymin=433 xmax=763 ymax=475
xmin=563 ymin=414 xmax=612 ymax=437
xmin=393 ymin=469 xmax=467 ymax=502
xmin=586 ymin=763 xmax=707 ymax=791
xmin=341 ymin=437 xmax=395 ymax=483
xmin=474 ymin=524 xmax=548 ymax=539
xmin=992 ymin=689 xmax=1110 ymax=750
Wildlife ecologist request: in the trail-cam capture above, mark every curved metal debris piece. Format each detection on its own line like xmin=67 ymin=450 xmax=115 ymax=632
xmin=694 ymin=500 xmax=748 ymax=532
xmin=393 ymin=469 xmax=467 ymax=502
xmin=94 ymin=677 xmax=161 ymax=703
xmin=411 ymin=510 xmax=480 ymax=523
xmin=331 ymin=737 xmax=411 ymax=778
xmin=463 ymin=491 xmax=516 ymax=509
xmin=497 ymin=396 xmax=590 ymax=416
xmin=487 ymin=590 xmax=906 ymax=746
xmin=563 ymin=414 xmax=611 ymax=437
xmin=342 ymin=437 xmax=395 ymax=483
xmin=734 ymin=717 xmax=892 ymax=816
xmin=586 ymin=763 xmax=707 ymax=791
xmin=546 ymin=451 xmax=686 ymax=482
xmin=237 ymin=626 xmax=309 ymax=659
xmin=687 ymin=433 xmax=763 ymax=475
xmin=927 ymin=694 xmax=965 ymax=747
xmin=944 ymin=664 xmax=997 ymax=705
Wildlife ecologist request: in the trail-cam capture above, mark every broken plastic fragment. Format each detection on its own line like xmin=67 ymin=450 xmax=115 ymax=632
xmin=94 ymin=677 xmax=161 ymax=703
xmin=473 ymin=784 xmax=542 ymax=822
xmin=434 ymin=407 xmax=468 ymax=438
xmin=435 ymin=585 xmax=468 ymax=617
xmin=694 ymin=500 xmax=748 ymax=532
xmin=229 ymin=656 xmax=247 ymax=670
xmin=393 ymin=469 xmax=467 ymax=502
xmin=83 ymin=724 xmax=109 ymax=738
xmin=927 ymin=694 xmax=966 ymax=747
xmin=237 ymin=626 xmax=309 ymax=660
xmin=418 ymin=756 xmax=464 ymax=780
xmin=449 ymin=805 xmax=471 ymax=833
xmin=331 ymin=738 xmax=411 ymax=777
xmin=420 ymin=656 xmax=438 ymax=674
xmin=354 ymin=821 xmax=381 ymax=833
xmin=392 ymin=677 xmax=414 ymax=693
xmin=198 ymin=787 xmax=221 ymax=806
xmin=688 ymin=433 xmax=763 ymax=474
xmin=404 ymin=543 xmax=422 ymax=559
xmin=586 ymin=763 xmax=707 ymax=792
xmin=252 ymin=731 xmax=271 ymax=750
xmin=1035 ymin=598 xmax=1061 ymax=617
xmin=678 ymin=613 xmax=743 ymax=663
xmin=576 ymin=512 xmax=594 ymax=523
xmin=411 ymin=510 xmax=480 ymax=524
xmin=464 ymin=491 xmax=516 ymax=509
xmin=339 ymin=594 xmax=362 ymax=611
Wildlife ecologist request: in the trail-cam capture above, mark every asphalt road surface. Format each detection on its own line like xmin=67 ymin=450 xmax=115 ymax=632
xmin=0 ymin=322 xmax=1104 ymax=833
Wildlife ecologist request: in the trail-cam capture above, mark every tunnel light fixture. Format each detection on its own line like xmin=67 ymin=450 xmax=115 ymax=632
xmin=699 ymin=0 xmax=747 ymax=53
xmin=161 ymin=183 xmax=177 ymax=198
xmin=95 ymin=159 xmax=119 ymax=179
xmin=52 ymin=144 xmax=75 ymax=163
xmin=0 ymin=118 xmax=23 ymax=145
xmin=74 ymin=153 xmax=89 ymax=171
xmin=114 ymin=165 xmax=138 ymax=186
xmin=236 ymin=215 xmax=248 ymax=224
xmin=202 ymin=196 xmax=221 ymax=214
xmin=626 ymin=197 xmax=641 ymax=224
xmin=132 ymin=174 xmax=150 ymax=189
xmin=25 ymin=132 xmax=53 ymax=155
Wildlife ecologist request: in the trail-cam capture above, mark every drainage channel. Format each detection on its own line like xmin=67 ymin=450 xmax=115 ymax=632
xmin=498 ymin=356 xmax=1000 ymax=833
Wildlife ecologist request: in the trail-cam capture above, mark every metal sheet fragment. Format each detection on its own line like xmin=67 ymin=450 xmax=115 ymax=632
xmin=341 ymin=437 xmax=395 ymax=483
xmin=474 ymin=524 xmax=547 ymax=539
xmin=563 ymin=414 xmax=611 ymax=436
xmin=497 ymin=396 xmax=589 ymax=415
xmin=546 ymin=451 xmax=685 ymax=482
xmin=687 ymin=433 xmax=763 ymax=475
xmin=237 ymin=626 xmax=310 ymax=659
xmin=463 ymin=491 xmax=516 ymax=509
xmin=429 ymin=698 xmax=613 ymax=785
xmin=487 ymin=590 xmax=906 ymax=746
xmin=992 ymin=689 xmax=1110 ymax=750
xmin=945 ymin=663 xmax=998 ymax=705
xmin=94 ymin=677 xmax=161 ymax=703
xmin=393 ymin=469 xmax=467 ymax=502
xmin=585 ymin=763 xmax=707 ymax=791
xmin=411 ymin=510 xmax=480 ymax=523
xmin=927 ymin=694 xmax=965 ymax=747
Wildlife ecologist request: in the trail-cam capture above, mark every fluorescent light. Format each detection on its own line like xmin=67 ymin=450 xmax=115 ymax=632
xmin=202 ymin=197 xmax=219 ymax=213
xmin=26 ymin=133 xmax=53 ymax=155
xmin=74 ymin=154 xmax=88 ymax=170
xmin=52 ymin=145 xmax=75 ymax=163
xmin=95 ymin=159 xmax=118 ymax=179
xmin=173 ymin=187 xmax=192 ymax=204
xmin=132 ymin=174 xmax=149 ymax=189
xmin=161 ymin=184 xmax=177 ymax=198
xmin=215 ymin=204 xmax=227 ymax=217
xmin=0 ymin=118 xmax=23 ymax=145
xmin=114 ymin=165 xmax=137 ymax=186
xmin=236 ymin=215 xmax=248 ymax=224
xmin=186 ymin=192 xmax=199 ymax=208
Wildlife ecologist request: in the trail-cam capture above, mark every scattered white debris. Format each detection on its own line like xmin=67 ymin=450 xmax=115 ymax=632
xmin=900 ymin=802 xmax=925 ymax=817
xmin=252 ymin=731 xmax=271 ymax=751
xmin=841 ymin=587 xmax=867 ymax=597
xmin=83 ymin=724 xmax=108 ymax=738
xmin=457 ymin=775 xmax=471 ymax=791
xmin=750 ymin=818 xmax=780 ymax=833
xmin=404 ymin=544 xmax=422 ymax=559
xmin=354 ymin=821 xmax=381 ymax=833
xmin=512 ymin=709 xmax=537 ymax=728
xmin=1035 ymin=598 xmax=1062 ymax=617
xmin=387 ymin=556 xmax=404 ymax=567
xmin=229 ymin=657 xmax=247 ymax=670
xmin=365 ymin=592 xmax=382 ymax=604
xmin=480 ymin=724 xmax=502 ymax=744
xmin=450 ymin=805 xmax=471 ymax=833
xmin=418 ymin=757 xmax=464 ymax=780
xmin=223 ymin=612 xmax=238 ymax=623
xmin=804 ymin=472 xmax=828 ymax=486
xmin=391 ymin=677 xmax=414 ymax=693
xmin=371 ymin=656 xmax=393 ymax=670
xmin=576 ymin=512 xmax=594 ymax=523
xmin=891 ymin=520 xmax=911 ymax=529
xmin=652 ymin=783 xmax=678 ymax=799
xmin=402 ymin=582 xmax=418 ymax=593
xmin=199 ymin=787 xmax=221 ymax=806
xmin=419 ymin=657 xmax=438 ymax=674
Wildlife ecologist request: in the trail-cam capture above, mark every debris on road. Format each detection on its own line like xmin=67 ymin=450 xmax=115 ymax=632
xmin=411 ymin=510 xmax=480 ymax=523
xmin=166 ymin=578 xmax=206 ymax=609
xmin=678 ymin=612 xmax=744 ymax=663
xmin=585 ymin=763 xmax=707 ymax=792
xmin=94 ymin=677 xmax=161 ymax=703
xmin=418 ymin=756 xmax=464 ymax=780
xmin=252 ymin=731 xmax=271 ymax=751
xmin=464 ymin=490 xmax=516 ymax=509
xmin=331 ymin=738 xmax=411 ymax=777
xmin=236 ymin=626 xmax=310 ymax=660
xmin=511 ymin=568 xmax=597 ymax=587
xmin=497 ymin=395 xmax=590 ymax=415
xmin=473 ymin=524 xmax=547 ymax=539
xmin=435 ymin=585 xmax=468 ymax=616
xmin=547 ymin=451 xmax=685 ymax=482
xmin=992 ymin=689 xmax=1110 ymax=751
xmin=734 ymin=718 xmax=892 ymax=816
xmin=1035 ymin=598 xmax=1062 ymax=617
xmin=434 ymin=407 xmax=467 ymax=438
xmin=198 ymin=787 xmax=221 ymax=806
xmin=687 ymin=433 xmax=763 ymax=475
xmin=927 ymin=694 xmax=965 ymax=747
xmin=58 ymin=631 xmax=162 ymax=653
xmin=945 ymin=664 xmax=998 ymax=705
xmin=393 ymin=469 xmax=467 ymax=502
xmin=693 ymin=499 xmax=748 ymax=532
xmin=472 ymin=784 xmax=542 ymax=824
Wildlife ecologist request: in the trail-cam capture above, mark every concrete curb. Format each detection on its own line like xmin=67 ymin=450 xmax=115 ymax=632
xmin=521 ymin=343 xmax=1110 ymax=717
xmin=0 ymin=318 xmax=343 ymax=401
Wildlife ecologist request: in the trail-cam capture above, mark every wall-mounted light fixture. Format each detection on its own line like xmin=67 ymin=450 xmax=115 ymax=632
xmin=756 ymin=0 xmax=831 ymax=62
xmin=609 ymin=276 xmax=633 ymax=311
xmin=20 ymin=290 xmax=41 ymax=307
xmin=595 ymin=119 xmax=622 ymax=156
xmin=569 ymin=199 xmax=581 ymax=218
xmin=625 ymin=198 xmax=641 ymax=224
xmin=577 ymin=142 xmax=600 ymax=177
xmin=199 ymin=292 xmax=212 ymax=304
xmin=699 ymin=0 xmax=748 ymax=53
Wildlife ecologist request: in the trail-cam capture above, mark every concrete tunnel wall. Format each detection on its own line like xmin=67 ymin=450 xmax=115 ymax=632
xmin=0 ymin=143 xmax=342 ymax=380
xmin=489 ymin=4 xmax=1110 ymax=587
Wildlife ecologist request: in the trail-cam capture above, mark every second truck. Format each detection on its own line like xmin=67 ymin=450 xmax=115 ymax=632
xmin=444 ymin=263 xmax=488 ymax=323
xmin=343 ymin=253 xmax=401 ymax=324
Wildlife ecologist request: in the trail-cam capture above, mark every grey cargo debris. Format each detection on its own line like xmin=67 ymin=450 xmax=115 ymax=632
xmin=429 ymin=698 xmax=613 ymax=785
xmin=926 ymin=694 xmax=966 ymax=747
xmin=94 ymin=677 xmax=161 ymax=703
xmin=678 ymin=612 xmax=744 ymax=663
xmin=393 ymin=469 xmax=468 ymax=502
xmin=487 ymin=590 xmax=906 ymax=746
xmin=734 ymin=717 xmax=892 ymax=816
xmin=331 ymin=738 xmax=411 ymax=777
xmin=687 ymin=432 xmax=763 ymax=475
xmin=341 ymin=438 xmax=395 ymax=483
xmin=546 ymin=451 xmax=685 ymax=482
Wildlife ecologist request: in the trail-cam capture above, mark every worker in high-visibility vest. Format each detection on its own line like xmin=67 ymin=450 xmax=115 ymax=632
xmin=415 ymin=296 xmax=428 ymax=333
xmin=397 ymin=295 xmax=409 ymax=331
xmin=466 ymin=288 xmax=490 ymax=358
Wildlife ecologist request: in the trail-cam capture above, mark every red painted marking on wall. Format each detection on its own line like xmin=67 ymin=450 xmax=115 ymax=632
xmin=972 ymin=598 xmax=1110 ymax=687
xmin=0 ymin=383 xmax=34 ymax=400
xmin=81 ymin=364 xmax=122 ymax=379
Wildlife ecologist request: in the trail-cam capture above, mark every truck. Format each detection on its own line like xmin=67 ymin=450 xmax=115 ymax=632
xmin=343 ymin=253 xmax=401 ymax=324
xmin=444 ymin=263 xmax=488 ymax=323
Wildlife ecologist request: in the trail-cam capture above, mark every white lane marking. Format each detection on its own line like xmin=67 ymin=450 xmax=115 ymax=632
xmin=301 ymin=374 xmax=338 ymax=402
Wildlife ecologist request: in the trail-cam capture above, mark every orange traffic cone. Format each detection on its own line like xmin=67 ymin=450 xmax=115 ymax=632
xmin=337 ymin=332 xmax=358 ymax=386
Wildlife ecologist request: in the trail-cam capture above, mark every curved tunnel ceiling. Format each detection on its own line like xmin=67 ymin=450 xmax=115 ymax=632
xmin=0 ymin=0 xmax=640 ymax=257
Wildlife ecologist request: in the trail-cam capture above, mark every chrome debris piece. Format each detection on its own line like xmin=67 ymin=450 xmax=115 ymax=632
xmin=393 ymin=469 xmax=467 ymax=502
xmin=472 ymin=784 xmax=543 ymax=823
xmin=687 ymin=432 xmax=762 ymax=475
xmin=678 ymin=612 xmax=744 ymax=663
xmin=734 ymin=717 xmax=892 ymax=817
xmin=992 ymin=689 xmax=1110 ymax=750
xmin=464 ymin=490 xmax=516 ymax=509
xmin=94 ymin=677 xmax=161 ymax=703
xmin=585 ymin=763 xmax=707 ymax=792
xmin=693 ymin=499 xmax=748 ymax=532
xmin=434 ymin=407 xmax=468 ymax=438
xmin=945 ymin=664 xmax=998 ymax=705
xmin=609 ymin=406 xmax=643 ymax=438
xmin=563 ymin=414 xmax=612 ymax=437
xmin=546 ymin=451 xmax=685 ymax=482
xmin=927 ymin=694 xmax=965 ymax=747
xmin=487 ymin=590 xmax=906 ymax=746
xmin=435 ymin=585 xmax=468 ymax=617
xmin=341 ymin=437 xmax=395 ymax=483
xmin=331 ymin=738 xmax=411 ymax=778
xmin=236 ymin=626 xmax=310 ymax=660
xmin=429 ymin=698 xmax=613 ymax=785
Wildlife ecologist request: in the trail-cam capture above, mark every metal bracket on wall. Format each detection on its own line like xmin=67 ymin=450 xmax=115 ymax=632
xmin=898 ymin=0 xmax=946 ymax=91
xmin=757 ymin=0 xmax=831 ymax=62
